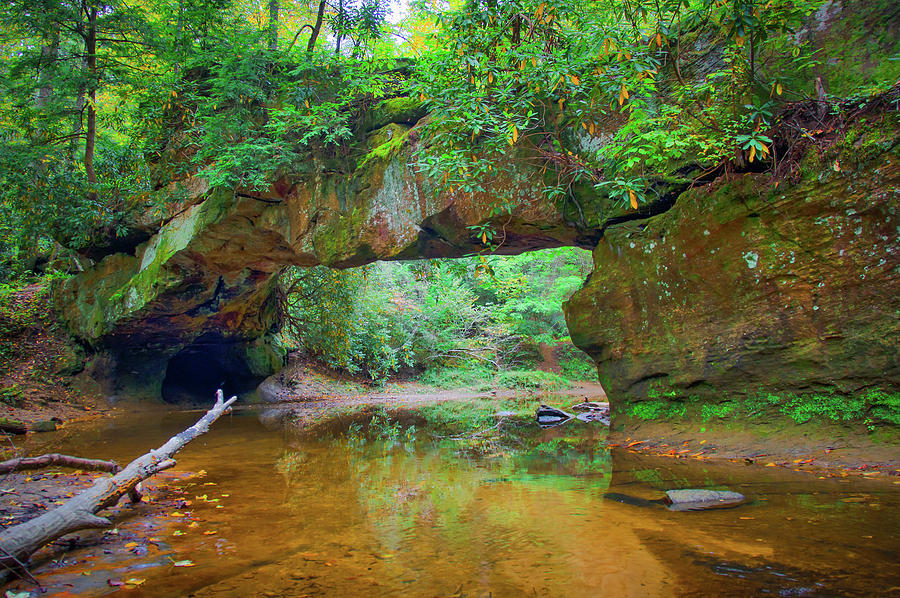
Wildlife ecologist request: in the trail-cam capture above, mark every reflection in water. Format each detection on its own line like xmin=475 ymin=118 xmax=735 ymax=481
xmin=17 ymin=408 xmax=900 ymax=597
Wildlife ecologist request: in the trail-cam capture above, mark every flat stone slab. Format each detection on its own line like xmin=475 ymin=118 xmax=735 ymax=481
xmin=664 ymin=489 xmax=746 ymax=511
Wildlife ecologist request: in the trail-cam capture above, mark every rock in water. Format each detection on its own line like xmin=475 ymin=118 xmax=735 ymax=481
xmin=536 ymin=404 xmax=574 ymax=428
xmin=31 ymin=420 xmax=58 ymax=433
xmin=575 ymin=412 xmax=610 ymax=425
xmin=664 ymin=489 xmax=746 ymax=511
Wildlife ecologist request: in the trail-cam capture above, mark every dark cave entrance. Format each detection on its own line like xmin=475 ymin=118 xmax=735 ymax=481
xmin=161 ymin=335 xmax=264 ymax=403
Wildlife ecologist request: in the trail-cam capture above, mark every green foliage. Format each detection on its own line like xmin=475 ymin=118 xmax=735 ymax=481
xmin=0 ymin=384 xmax=23 ymax=407
xmin=701 ymin=401 xmax=738 ymax=421
xmin=277 ymin=248 xmax=595 ymax=385
xmin=557 ymin=342 xmax=596 ymax=380
xmin=415 ymin=367 xmax=494 ymax=390
xmin=781 ymin=393 xmax=865 ymax=424
xmin=865 ymin=390 xmax=900 ymax=427
xmin=629 ymin=400 xmax=685 ymax=420
xmin=496 ymin=369 xmax=569 ymax=390
xmin=625 ymin=388 xmax=900 ymax=430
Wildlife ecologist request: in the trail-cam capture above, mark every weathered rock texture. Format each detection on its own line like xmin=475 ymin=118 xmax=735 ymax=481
xmin=55 ymin=110 xmax=593 ymax=398
xmin=565 ymin=116 xmax=900 ymax=410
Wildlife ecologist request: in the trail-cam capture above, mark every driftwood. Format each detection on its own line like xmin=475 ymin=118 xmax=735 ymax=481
xmin=0 ymin=419 xmax=27 ymax=435
xmin=0 ymin=454 xmax=120 ymax=475
xmin=0 ymin=390 xmax=236 ymax=577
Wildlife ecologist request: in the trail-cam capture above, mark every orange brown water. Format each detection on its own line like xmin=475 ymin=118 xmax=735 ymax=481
xmin=10 ymin=408 xmax=900 ymax=597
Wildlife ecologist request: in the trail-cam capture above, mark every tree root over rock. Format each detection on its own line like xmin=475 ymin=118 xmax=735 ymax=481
xmin=0 ymin=390 xmax=236 ymax=582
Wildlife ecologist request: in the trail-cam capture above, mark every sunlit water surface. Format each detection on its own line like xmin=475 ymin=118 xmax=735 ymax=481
xmin=16 ymin=408 xmax=900 ymax=597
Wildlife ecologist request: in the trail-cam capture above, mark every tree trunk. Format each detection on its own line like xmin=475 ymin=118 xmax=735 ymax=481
xmin=335 ymin=0 xmax=344 ymax=56
xmin=34 ymin=30 xmax=60 ymax=109
xmin=268 ymin=0 xmax=279 ymax=51
xmin=307 ymin=0 xmax=327 ymax=53
xmin=0 ymin=454 xmax=119 ymax=475
xmin=84 ymin=4 xmax=98 ymax=187
xmin=0 ymin=419 xmax=27 ymax=435
xmin=0 ymin=390 xmax=237 ymax=576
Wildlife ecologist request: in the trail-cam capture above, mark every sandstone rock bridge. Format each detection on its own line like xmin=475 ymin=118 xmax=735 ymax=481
xmin=56 ymin=9 xmax=899 ymax=416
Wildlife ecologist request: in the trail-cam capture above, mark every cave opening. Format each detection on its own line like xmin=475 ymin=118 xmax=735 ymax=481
xmin=161 ymin=335 xmax=264 ymax=403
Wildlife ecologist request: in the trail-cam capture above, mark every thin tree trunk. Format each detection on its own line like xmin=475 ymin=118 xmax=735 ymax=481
xmin=84 ymin=4 xmax=98 ymax=188
xmin=335 ymin=0 xmax=344 ymax=55
xmin=0 ymin=391 xmax=237 ymax=577
xmin=307 ymin=0 xmax=327 ymax=52
xmin=34 ymin=30 xmax=60 ymax=109
xmin=268 ymin=0 xmax=279 ymax=51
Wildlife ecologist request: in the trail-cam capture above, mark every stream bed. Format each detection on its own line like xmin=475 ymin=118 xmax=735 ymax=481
xmin=9 ymin=406 xmax=900 ymax=597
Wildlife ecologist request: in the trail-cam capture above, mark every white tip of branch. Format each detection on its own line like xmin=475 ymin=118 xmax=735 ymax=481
xmin=216 ymin=388 xmax=224 ymax=404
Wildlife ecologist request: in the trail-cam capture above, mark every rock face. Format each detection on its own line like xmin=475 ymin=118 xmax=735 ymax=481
xmin=55 ymin=109 xmax=592 ymax=399
xmin=565 ymin=120 xmax=900 ymax=412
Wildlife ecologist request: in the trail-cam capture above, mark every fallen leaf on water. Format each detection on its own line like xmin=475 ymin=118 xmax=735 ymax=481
xmin=172 ymin=560 xmax=195 ymax=567
xmin=188 ymin=521 xmax=199 ymax=528
xmin=169 ymin=511 xmax=186 ymax=517
xmin=203 ymin=531 xmax=217 ymax=535
xmin=125 ymin=578 xmax=145 ymax=587
xmin=739 ymin=517 xmax=754 ymax=520
xmin=124 ymin=542 xmax=139 ymax=548
xmin=625 ymin=440 xmax=644 ymax=448
xmin=765 ymin=463 xmax=776 ymax=467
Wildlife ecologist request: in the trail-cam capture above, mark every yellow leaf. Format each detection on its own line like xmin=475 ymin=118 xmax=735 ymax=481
xmin=512 ymin=125 xmax=518 ymax=143
xmin=481 ymin=232 xmax=487 ymax=244
xmin=776 ymin=83 xmax=783 ymax=95
xmin=558 ymin=97 xmax=564 ymax=110
xmin=656 ymin=32 xmax=662 ymax=47
xmin=488 ymin=72 xmax=493 ymax=84
xmin=124 ymin=542 xmax=139 ymax=548
xmin=749 ymin=145 xmax=756 ymax=162
xmin=532 ymin=57 xmax=537 ymax=67
xmin=629 ymin=189 xmax=638 ymax=209
xmin=570 ymin=74 xmax=580 ymax=85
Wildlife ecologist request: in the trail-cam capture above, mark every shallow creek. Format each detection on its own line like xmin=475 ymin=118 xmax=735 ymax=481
xmin=12 ymin=406 xmax=900 ymax=597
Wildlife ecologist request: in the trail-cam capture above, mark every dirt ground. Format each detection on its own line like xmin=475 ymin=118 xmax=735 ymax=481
xmin=0 ymin=285 xmax=106 ymax=432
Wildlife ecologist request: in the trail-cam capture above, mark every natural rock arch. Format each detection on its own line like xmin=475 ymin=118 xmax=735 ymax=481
xmin=53 ymin=5 xmax=899 ymax=409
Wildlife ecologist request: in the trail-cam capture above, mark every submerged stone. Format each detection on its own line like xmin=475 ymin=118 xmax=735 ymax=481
xmin=664 ymin=489 xmax=746 ymax=511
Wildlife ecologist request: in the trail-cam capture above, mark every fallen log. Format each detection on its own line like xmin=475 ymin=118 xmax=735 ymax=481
xmin=0 ymin=419 xmax=27 ymax=435
xmin=0 ymin=389 xmax=236 ymax=578
xmin=0 ymin=454 xmax=120 ymax=476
